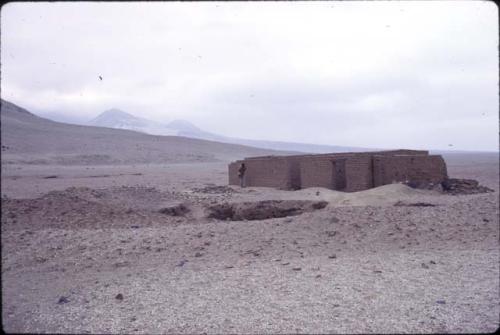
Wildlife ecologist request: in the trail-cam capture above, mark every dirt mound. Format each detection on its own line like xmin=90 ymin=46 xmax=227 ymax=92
xmin=158 ymin=203 xmax=190 ymax=216
xmin=0 ymin=186 xmax=181 ymax=230
xmin=191 ymin=184 xmax=236 ymax=194
xmin=206 ymin=200 xmax=328 ymax=221
xmin=441 ymin=178 xmax=494 ymax=195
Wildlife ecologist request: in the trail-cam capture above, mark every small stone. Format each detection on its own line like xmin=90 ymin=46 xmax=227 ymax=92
xmin=292 ymin=267 xmax=302 ymax=271
xmin=176 ymin=260 xmax=188 ymax=267
xmin=57 ymin=296 xmax=70 ymax=304
xmin=315 ymin=274 xmax=322 ymax=278
xmin=130 ymin=225 xmax=140 ymax=229
xmin=282 ymin=262 xmax=290 ymax=266
xmin=373 ymin=270 xmax=382 ymax=273
xmin=430 ymin=260 xmax=436 ymax=264
xmin=194 ymin=252 xmax=203 ymax=257
xmin=328 ymin=254 xmax=337 ymax=259
xmin=436 ymin=300 xmax=446 ymax=304
xmin=421 ymin=263 xmax=429 ymax=269
xmin=115 ymin=293 xmax=124 ymax=301
xmin=224 ymin=265 xmax=234 ymax=269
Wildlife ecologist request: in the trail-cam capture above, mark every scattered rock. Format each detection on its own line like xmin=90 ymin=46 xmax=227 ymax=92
xmin=194 ymin=252 xmax=203 ymax=257
xmin=394 ymin=201 xmax=436 ymax=207
xmin=326 ymin=231 xmax=337 ymax=237
xmin=436 ymin=300 xmax=446 ymax=304
xmin=115 ymin=293 xmax=124 ymax=301
xmin=57 ymin=296 xmax=70 ymax=304
xmin=282 ymin=262 xmax=290 ymax=266
xmin=430 ymin=260 xmax=436 ymax=264
xmin=130 ymin=225 xmax=140 ymax=229
xmin=292 ymin=267 xmax=302 ymax=271
xmin=373 ymin=270 xmax=383 ymax=273
xmin=159 ymin=203 xmax=190 ymax=216
xmin=176 ymin=260 xmax=188 ymax=267
xmin=328 ymin=254 xmax=337 ymax=259
xmin=315 ymin=274 xmax=322 ymax=278
xmin=441 ymin=178 xmax=494 ymax=195
xmin=421 ymin=263 xmax=429 ymax=269
xmin=44 ymin=175 xmax=58 ymax=179
xmin=114 ymin=261 xmax=130 ymax=268
xmin=192 ymin=185 xmax=235 ymax=194
xmin=330 ymin=217 xmax=339 ymax=223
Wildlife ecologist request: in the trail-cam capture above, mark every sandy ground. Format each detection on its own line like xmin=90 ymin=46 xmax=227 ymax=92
xmin=2 ymin=97 xmax=499 ymax=334
xmin=1 ymin=152 xmax=499 ymax=334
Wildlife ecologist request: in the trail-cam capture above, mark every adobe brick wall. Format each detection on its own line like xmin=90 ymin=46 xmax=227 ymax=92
xmin=228 ymin=157 xmax=295 ymax=189
xmin=344 ymin=155 xmax=374 ymax=192
xmin=372 ymin=155 xmax=448 ymax=187
xmin=228 ymin=161 xmax=242 ymax=185
xmin=229 ymin=150 xmax=444 ymax=191
xmin=299 ymin=155 xmax=374 ymax=191
xmin=300 ymin=157 xmax=335 ymax=189
xmin=246 ymin=149 xmax=428 ymax=161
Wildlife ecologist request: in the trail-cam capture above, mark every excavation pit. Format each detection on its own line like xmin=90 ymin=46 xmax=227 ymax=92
xmin=206 ymin=200 xmax=328 ymax=221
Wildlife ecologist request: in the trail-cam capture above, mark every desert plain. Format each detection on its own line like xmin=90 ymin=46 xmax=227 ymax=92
xmin=1 ymin=100 xmax=499 ymax=334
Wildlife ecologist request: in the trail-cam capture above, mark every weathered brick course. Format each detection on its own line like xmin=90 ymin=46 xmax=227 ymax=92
xmin=229 ymin=149 xmax=447 ymax=192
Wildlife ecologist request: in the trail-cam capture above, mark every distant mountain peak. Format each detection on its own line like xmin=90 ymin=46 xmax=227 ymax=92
xmin=97 ymin=108 xmax=137 ymax=119
xmin=167 ymin=119 xmax=201 ymax=132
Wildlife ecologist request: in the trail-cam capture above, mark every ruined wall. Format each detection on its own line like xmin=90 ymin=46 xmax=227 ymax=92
xmin=344 ymin=155 xmax=374 ymax=192
xmin=300 ymin=157 xmax=335 ymax=189
xmin=228 ymin=161 xmax=242 ymax=185
xmin=373 ymin=149 xmax=428 ymax=156
xmin=299 ymin=154 xmax=374 ymax=192
xmin=230 ymin=150 xmax=443 ymax=192
xmin=372 ymin=155 xmax=448 ymax=187
xmin=287 ymin=156 xmax=303 ymax=190
xmin=228 ymin=157 xmax=294 ymax=189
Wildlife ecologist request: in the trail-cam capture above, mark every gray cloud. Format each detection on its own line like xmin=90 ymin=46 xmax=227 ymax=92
xmin=1 ymin=1 xmax=498 ymax=151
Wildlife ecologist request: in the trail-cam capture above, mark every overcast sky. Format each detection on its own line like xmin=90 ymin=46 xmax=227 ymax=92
xmin=1 ymin=1 xmax=498 ymax=151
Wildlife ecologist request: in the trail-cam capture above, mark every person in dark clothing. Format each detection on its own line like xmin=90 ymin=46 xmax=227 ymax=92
xmin=238 ymin=163 xmax=247 ymax=187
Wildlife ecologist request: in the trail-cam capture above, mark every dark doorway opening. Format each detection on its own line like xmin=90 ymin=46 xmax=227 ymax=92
xmin=332 ymin=159 xmax=346 ymax=190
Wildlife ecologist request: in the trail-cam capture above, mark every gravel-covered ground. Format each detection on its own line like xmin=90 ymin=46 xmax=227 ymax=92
xmin=1 ymin=153 xmax=499 ymax=334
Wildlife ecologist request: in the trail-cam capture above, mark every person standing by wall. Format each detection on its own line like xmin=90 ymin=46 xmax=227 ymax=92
xmin=238 ymin=163 xmax=247 ymax=187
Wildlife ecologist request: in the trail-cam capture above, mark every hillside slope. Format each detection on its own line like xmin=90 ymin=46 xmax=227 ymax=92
xmin=0 ymin=99 xmax=294 ymax=165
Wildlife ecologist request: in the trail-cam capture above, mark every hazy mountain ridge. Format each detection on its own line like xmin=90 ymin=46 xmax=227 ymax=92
xmin=0 ymin=99 xmax=294 ymax=164
xmin=88 ymin=108 xmax=374 ymax=153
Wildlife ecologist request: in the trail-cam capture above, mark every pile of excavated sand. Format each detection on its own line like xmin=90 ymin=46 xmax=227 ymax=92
xmin=228 ymin=183 xmax=445 ymax=208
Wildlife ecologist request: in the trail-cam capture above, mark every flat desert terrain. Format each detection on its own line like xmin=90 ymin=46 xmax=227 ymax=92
xmin=1 ymin=100 xmax=499 ymax=334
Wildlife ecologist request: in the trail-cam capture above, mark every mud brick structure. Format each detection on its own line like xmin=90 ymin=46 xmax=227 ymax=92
xmin=228 ymin=149 xmax=448 ymax=192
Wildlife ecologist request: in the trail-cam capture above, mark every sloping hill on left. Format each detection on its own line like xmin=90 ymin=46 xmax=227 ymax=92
xmin=0 ymin=100 xmax=293 ymax=165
